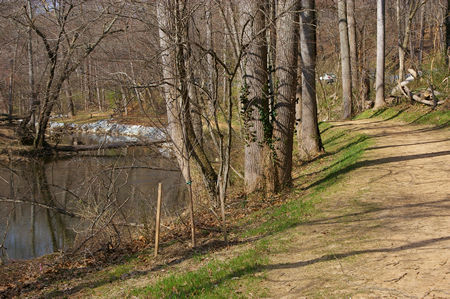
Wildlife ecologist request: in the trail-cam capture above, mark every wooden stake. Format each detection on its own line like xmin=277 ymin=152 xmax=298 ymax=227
xmin=154 ymin=182 xmax=162 ymax=257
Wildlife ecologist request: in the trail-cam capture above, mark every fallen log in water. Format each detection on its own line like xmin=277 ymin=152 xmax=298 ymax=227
xmin=0 ymin=196 xmax=79 ymax=217
xmin=54 ymin=140 xmax=166 ymax=152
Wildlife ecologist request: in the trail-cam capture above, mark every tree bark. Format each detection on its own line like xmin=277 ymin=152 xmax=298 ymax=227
xmin=396 ymin=0 xmax=404 ymax=81
xmin=398 ymin=0 xmax=423 ymax=82
xmin=205 ymin=1 xmax=216 ymax=118
xmin=347 ymin=0 xmax=359 ymax=98
xmin=445 ymin=0 xmax=450 ymax=66
xmin=27 ymin=0 xmax=37 ymax=128
xmin=65 ymin=79 xmax=75 ymax=117
xmin=295 ymin=43 xmax=302 ymax=157
xmin=418 ymin=4 xmax=425 ymax=65
xmin=273 ymin=0 xmax=300 ymax=190
xmin=299 ymin=0 xmax=323 ymax=161
xmin=375 ymin=0 xmax=386 ymax=109
xmin=338 ymin=0 xmax=353 ymax=119
xmin=240 ymin=0 xmax=271 ymax=194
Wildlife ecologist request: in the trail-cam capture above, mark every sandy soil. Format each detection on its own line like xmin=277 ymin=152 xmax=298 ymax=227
xmin=262 ymin=119 xmax=450 ymax=298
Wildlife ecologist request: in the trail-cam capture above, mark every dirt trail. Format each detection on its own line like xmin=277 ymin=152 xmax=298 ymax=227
xmin=263 ymin=119 xmax=450 ymax=298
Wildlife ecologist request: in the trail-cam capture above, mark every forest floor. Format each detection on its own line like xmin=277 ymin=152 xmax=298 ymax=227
xmin=256 ymin=117 xmax=450 ymax=298
xmin=1 ymin=108 xmax=449 ymax=298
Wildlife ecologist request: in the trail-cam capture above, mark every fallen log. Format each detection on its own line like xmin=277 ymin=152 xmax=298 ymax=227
xmin=54 ymin=140 xmax=166 ymax=152
xmin=399 ymin=84 xmax=445 ymax=107
xmin=0 ymin=196 xmax=79 ymax=217
xmin=391 ymin=68 xmax=447 ymax=107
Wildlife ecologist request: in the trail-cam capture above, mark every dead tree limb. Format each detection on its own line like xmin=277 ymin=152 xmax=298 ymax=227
xmin=0 ymin=196 xmax=79 ymax=217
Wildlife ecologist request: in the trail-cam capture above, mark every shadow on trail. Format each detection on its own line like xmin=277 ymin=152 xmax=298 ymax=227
xmin=144 ymin=234 xmax=450 ymax=294
xmin=292 ymin=135 xmax=369 ymax=182
xmin=367 ymin=139 xmax=450 ymax=151
xmin=301 ymin=198 xmax=450 ymax=227
xmin=264 ymin=235 xmax=450 ymax=271
xmin=304 ymin=150 xmax=450 ymax=191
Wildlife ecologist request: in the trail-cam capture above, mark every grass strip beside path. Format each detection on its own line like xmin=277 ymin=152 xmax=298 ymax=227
xmin=127 ymin=124 xmax=372 ymax=298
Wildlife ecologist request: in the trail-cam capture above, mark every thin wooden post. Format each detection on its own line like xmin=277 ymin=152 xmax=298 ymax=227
xmin=154 ymin=182 xmax=162 ymax=257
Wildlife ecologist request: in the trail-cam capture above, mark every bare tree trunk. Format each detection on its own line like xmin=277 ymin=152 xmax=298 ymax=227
xmin=375 ymin=0 xmax=386 ymax=109
xmin=27 ymin=0 xmax=37 ymax=128
xmin=205 ymin=1 xmax=216 ymax=118
xmin=398 ymin=0 xmax=424 ymax=81
xmin=188 ymin=85 xmax=203 ymax=147
xmin=8 ymin=60 xmax=14 ymax=123
xmin=397 ymin=0 xmax=404 ymax=81
xmin=240 ymin=0 xmax=271 ymax=194
xmin=267 ymin=0 xmax=277 ymax=120
xmin=273 ymin=0 xmax=300 ymax=190
xmin=65 ymin=79 xmax=75 ymax=117
xmin=299 ymin=0 xmax=323 ymax=161
xmin=185 ymin=16 xmax=203 ymax=147
xmin=94 ymin=64 xmax=102 ymax=111
xmin=445 ymin=0 xmax=450 ymax=66
xmin=120 ymin=85 xmax=127 ymax=116
xmin=418 ymin=4 xmax=425 ymax=65
xmin=360 ymin=68 xmax=371 ymax=109
xmin=87 ymin=57 xmax=93 ymax=109
xmin=338 ymin=0 xmax=353 ymax=119
xmin=34 ymin=95 xmax=58 ymax=148
xmin=295 ymin=45 xmax=302 ymax=156
xmin=347 ymin=0 xmax=359 ymax=98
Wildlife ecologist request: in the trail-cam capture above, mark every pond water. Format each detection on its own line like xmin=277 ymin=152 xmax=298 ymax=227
xmin=0 ymin=134 xmax=185 ymax=260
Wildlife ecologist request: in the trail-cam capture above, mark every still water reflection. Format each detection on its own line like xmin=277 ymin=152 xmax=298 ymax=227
xmin=0 ymin=134 xmax=185 ymax=260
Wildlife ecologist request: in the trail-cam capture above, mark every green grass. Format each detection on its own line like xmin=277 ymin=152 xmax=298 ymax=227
xmin=127 ymin=123 xmax=373 ymax=298
xmin=106 ymin=263 xmax=135 ymax=281
xmin=129 ymin=248 xmax=268 ymax=298
xmin=355 ymin=106 xmax=450 ymax=126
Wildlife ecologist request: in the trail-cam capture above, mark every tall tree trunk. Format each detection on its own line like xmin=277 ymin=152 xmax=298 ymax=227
xmin=375 ymin=0 xmax=386 ymax=109
xmin=347 ymin=0 xmax=359 ymax=100
xmin=445 ymin=0 xmax=450 ymax=66
xmin=34 ymin=95 xmax=57 ymax=148
xmin=396 ymin=0 xmax=405 ymax=81
xmin=295 ymin=42 xmax=302 ymax=156
xmin=186 ymin=47 xmax=203 ymax=146
xmin=338 ymin=0 xmax=353 ymax=119
xmin=398 ymin=0 xmax=423 ymax=81
xmin=65 ymin=79 xmax=75 ymax=117
xmin=418 ymin=4 xmax=425 ymax=65
xmin=267 ymin=0 xmax=277 ymax=121
xmin=240 ymin=0 xmax=271 ymax=193
xmin=120 ymin=85 xmax=127 ymax=116
xmin=299 ymin=0 xmax=323 ymax=161
xmin=27 ymin=0 xmax=37 ymax=128
xmin=273 ymin=0 xmax=300 ymax=190
xmin=94 ymin=64 xmax=102 ymax=111
xmin=8 ymin=60 xmax=14 ymax=123
xmin=205 ymin=1 xmax=216 ymax=118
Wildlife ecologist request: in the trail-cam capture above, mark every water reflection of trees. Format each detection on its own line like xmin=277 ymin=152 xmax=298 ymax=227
xmin=0 ymin=159 xmax=73 ymax=260
xmin=0 ymin=150 xmax=185 ymax=260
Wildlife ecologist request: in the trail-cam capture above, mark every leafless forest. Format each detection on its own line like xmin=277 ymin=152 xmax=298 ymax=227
xmin=0 ymin=1 xmax=449 ymax=292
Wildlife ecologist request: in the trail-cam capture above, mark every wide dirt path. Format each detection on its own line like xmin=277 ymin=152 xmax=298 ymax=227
xmin=262 ymin=119 xmax=450 ymax=298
